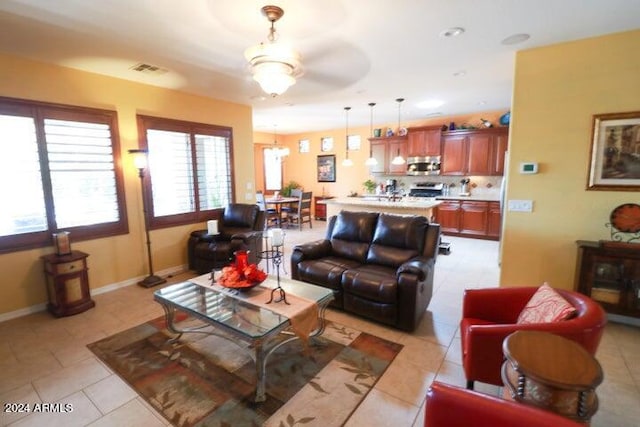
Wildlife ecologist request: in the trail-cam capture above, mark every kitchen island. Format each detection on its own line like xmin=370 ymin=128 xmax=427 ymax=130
xmin=322 ymin=197 xmax=441 ymax=220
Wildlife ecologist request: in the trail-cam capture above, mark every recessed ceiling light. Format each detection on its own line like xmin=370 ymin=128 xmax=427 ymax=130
xmin=478 ymin=100 xmax=487 ymax=105
xmin=417 ymin=99 xmax=445 ymax=109
xmin=440 ymin=27 xmax=465 ymax=38
xmin=453 ymin=70 xmax=467 ymax=77
xmin=501 ymin=33 xmax=530 ymax=45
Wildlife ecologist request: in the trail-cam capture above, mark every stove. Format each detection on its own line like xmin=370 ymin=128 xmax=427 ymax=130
xmin=408 ymin=182 xmax=444 ymax=198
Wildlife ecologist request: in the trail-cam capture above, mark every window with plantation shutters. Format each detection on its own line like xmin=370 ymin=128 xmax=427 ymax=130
xmin=0 ymin=97 xmax=128 ymax=253
xmin=45 ymin=118 xmax=121 ymax=228
xmin=138 ymin=115 xmax=234 ymax=228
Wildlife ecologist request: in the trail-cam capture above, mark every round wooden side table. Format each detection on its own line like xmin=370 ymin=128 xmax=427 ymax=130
xmin=501 ymin=330 xmax=603 ymax=423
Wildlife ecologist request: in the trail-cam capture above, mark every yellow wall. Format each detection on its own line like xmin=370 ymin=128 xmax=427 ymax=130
xmin=501 ymin=29 xmax=640 ymax=289
xmin=254 ymin=111 xmax=503 ymax=199
xmin=0 ymin=53 xmax=254 ymax=316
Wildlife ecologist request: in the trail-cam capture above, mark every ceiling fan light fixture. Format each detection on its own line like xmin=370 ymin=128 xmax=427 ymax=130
xmin=245 ymin=5 xmax=303 ymax=97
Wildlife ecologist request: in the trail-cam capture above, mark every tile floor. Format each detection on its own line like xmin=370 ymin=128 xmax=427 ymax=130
xmin=1 ymin=221 xmax=639 ymax=426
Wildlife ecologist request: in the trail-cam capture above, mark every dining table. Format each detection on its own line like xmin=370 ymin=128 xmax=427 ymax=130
xmin=265 ymin=196 xmax=299 ymax=226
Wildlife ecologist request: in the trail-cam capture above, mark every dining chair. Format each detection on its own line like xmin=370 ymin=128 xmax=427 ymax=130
xmin=280 ymin=188 xmax=302 ymax=225
xmin=255 ymin=191 xmax=279 ymax=228
xmin=286 ymin=191 xmax=313 ymax=230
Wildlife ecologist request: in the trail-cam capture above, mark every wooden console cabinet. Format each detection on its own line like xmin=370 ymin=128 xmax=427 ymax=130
xmin=41 ymin=250 xmax=95 ymax=317
xmin=575 ymin=241 xmax=640 ymax=318
xmin=314 ymin=196 xmax=334 ymax=220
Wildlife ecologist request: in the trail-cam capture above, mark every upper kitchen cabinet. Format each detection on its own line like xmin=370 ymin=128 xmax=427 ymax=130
xmin=441 ymin=127 xmax=509 ymax=176
xmin=367 ymin=136 xmax=408 ymax=175
xmin=407 ymin=125 xmax=442 ymax=156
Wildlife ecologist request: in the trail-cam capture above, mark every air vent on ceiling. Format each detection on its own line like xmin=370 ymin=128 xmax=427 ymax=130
xmin=129 ymin=63 xmax=168 ymax=75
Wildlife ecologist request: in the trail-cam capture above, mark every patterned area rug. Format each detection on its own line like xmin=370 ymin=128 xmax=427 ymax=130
xmin=88 ymin=316 xmax=402 ymax=427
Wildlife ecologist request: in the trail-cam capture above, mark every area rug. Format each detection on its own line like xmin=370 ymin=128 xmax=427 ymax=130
xmin=87 ymin=316 xmax=403 ymax=427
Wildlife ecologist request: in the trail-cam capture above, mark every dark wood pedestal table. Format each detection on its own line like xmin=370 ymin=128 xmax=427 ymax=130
xmin=502 ymin=330 xmax=603 ymax=424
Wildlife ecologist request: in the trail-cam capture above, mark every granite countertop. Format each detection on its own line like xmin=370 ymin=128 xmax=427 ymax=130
xmin=437 ymin=194 xmax=500 ymax=202
xmin=322 ymin=197 xmax=442 ymax=210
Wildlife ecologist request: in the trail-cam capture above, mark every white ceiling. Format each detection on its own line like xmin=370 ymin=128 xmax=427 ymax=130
xmin=0 ymin=0 xmax=638 ymax=134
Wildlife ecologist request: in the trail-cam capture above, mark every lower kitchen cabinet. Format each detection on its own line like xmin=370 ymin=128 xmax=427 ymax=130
xmin=459 ymin=201 xmax=488 ymax=236
xmin=487 ymin=202 xmax=502 ymax=238
xmin=434 ymin=199 xmax=501 ymax=240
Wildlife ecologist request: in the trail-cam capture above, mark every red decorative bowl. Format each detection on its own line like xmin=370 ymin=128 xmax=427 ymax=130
xmin=217 ymin=278 xmax=264 ymax=292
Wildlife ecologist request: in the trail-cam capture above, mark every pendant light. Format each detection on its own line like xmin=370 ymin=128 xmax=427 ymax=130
xmin=365 ymin=102 xmax=378 ymax=166
xmin=342 ymin=106 xmax=353 ymax=167
xmin=391 ymin=98 xmax=406 ymax=165
xmin=272 ymin=125 xmax=289 ymax=160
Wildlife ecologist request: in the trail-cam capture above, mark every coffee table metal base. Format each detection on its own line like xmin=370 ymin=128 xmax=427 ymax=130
xmin=157 ymin=300 xmax=331 ymax=402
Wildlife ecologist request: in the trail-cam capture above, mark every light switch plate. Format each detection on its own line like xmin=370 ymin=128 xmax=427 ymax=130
xmin=508 ymin=199 xmax=533 ymax=212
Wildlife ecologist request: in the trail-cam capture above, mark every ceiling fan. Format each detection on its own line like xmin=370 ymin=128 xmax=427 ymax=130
xmin=244 ymin=5 xmax=303 ymax=97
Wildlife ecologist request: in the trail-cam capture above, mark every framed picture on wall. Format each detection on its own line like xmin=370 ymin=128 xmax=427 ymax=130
xmin=298 ymin=139 xmax=310 ymax=153
xmin=321 ymin=137 xmax=333 ymax=152
xmin=317 ymin=155 xmax=336 ymax=182
xmin=587 ymin=111 xmax=640 ymax=191
xmin=347 ymin=134 xmax=361 ymax=151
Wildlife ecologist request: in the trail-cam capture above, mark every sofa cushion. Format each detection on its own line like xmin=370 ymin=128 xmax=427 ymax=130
xmin=517 ymin=283 xmax=577 ymax=324
xmin=366 ymin=214 xmax=427 ymax=267
xmin=330 ymin=211 xmax=379 ymax=262
xmin=296 ymin=256 xmax=361 ymax=291
xmin=342 ymin=265 xmax=398 ymax=303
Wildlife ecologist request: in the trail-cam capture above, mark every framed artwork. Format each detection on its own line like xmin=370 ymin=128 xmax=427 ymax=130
xmin=321 ymin=137 xmax=333 ymax=152
xmin=317 ymin=155 xmax=336 ymax=182
xmin=298 ymin=139 xmax=310 ymax=153
xmin=587 ymin=111 xmax=640 ymax=191
xmin=347 ymin=134 xmax=361 ymax=151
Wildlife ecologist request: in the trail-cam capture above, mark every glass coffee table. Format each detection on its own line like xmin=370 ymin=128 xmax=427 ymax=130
xmin=153 ymin=276 xmax=334 ymax=402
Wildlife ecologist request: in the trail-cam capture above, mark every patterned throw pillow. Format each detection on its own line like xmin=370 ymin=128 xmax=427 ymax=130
xmin=517 ymin=283 xmax=577 ymax=324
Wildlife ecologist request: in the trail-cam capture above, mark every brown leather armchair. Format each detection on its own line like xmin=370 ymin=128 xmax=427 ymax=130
xmin=425 ymin=381 xmax=584 ymax=427
xmin=188 ymin=203 xmax=265 ymax=274
xmin=460 ymin=287 xmax=607 ymax=389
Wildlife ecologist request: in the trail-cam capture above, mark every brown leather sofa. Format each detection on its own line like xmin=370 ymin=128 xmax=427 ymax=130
xmin=291 ymin=211 xmax=441 ymax=331
xmin=188 ymin=203 xmax=265 ymax=274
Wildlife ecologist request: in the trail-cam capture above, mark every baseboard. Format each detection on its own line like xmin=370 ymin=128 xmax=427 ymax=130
xmin=0 ymin=264 xmax=188 ymax=323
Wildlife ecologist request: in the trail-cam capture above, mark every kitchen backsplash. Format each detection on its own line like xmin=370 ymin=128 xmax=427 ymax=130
xmin=376 ymin=175 xmax=503 ymax=198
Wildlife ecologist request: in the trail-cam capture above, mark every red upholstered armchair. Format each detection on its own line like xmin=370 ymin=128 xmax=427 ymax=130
xmin=425 ymin=381 xmax=584 ymax=427
xmin=460 ymin=287 xmax=606 ymax=389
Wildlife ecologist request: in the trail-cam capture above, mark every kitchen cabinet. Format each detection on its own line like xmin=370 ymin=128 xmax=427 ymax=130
xmin=575 ymin=241 xmax=640 ymax=319
xmin=407 ymin=125 xmax=442 ymax=156
xmin=367 ymin=136 xmax=408 ymax=175
xmin=41 ymin=250 xmax=95 ymax=317
xmin=435 ymin=200 xmax=461 ymax=234
xmin=487 ymin=201 xmax=502 ymax=238
xmin=441 ymin=128 xmax=509 ymax=176
xmin=434 ymin=199 xmax=501 ymax=240
xmin=460 ymin=201 xmax=489 ymax=236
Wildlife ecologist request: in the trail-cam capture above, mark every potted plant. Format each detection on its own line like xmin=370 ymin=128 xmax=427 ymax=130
xmin=363 ymin=179 xmax=377 ymax=194
xmin=281 ymin=180 xmax=301 ymax=197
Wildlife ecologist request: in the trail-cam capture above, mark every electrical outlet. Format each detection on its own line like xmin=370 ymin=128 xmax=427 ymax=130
xmin=508 ymin=199 xmax=533 ymax=212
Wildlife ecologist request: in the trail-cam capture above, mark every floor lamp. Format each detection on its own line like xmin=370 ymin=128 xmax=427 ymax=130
xmin=128 ymin=149 xmax=166 ymax=288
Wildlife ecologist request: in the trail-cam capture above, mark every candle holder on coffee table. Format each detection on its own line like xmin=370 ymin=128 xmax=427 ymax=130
xmin=266 ymin=239 xmax=289 ymax=305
